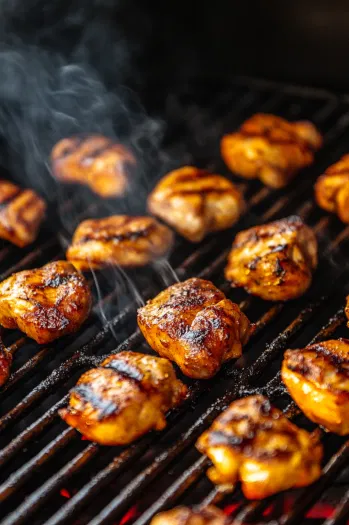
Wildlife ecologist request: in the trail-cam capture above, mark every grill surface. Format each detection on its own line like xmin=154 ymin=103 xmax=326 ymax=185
xmin=0 ymin=77 xmax=349 ymax=524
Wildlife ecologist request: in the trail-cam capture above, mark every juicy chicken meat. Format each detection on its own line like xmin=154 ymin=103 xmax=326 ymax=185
xmin=51 ymin=135 xmax=136 ymax=198
xmin=151 ymin=506 xmax=231 ymax=525
xmin=0 ymin=179 xmax=46 ymax=247
xmin=221 ymin=113 xmax=322 ymax=188
xmin=137 ymin=278 xmax=252 ymax=379
xmin=0 ymin=341 xmax=12 ymax=387
xmin=148 ymin=166 xmax=244 ymax=242
xmin=196 ymin=395 xmax=323 ymax=499
xmin=315 ymin=154 xmax=349 ymax=223
xmin=66 ymin=215 xmax=174 ymax=271
xmin=0 ymin=261 xmax=92 ymax=344
xmin=60 ymin=351 xmax=187 ymax=445
xmin=282 ymin=339 xmax=349 ymax=435
xmin=225 ymin=216 xmax=318 ymax=301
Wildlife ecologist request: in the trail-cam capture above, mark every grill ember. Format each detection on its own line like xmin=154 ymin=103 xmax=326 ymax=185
xmin=1 ymin=78 xmax=349 ymax=525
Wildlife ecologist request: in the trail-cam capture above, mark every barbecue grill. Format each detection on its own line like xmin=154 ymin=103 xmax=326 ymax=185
xmin=1 ymin=77 xmax=349 ymax=525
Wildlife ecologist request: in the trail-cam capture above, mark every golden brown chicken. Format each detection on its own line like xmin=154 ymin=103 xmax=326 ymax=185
xmin=59 ymin=351 xmax=187 ymax=445
xmin=0 ymin=179 xmax=46 ymax=247
xmin=221 ymin=113 xmax=322 ymax=188
xmin=137 ymin=278 xmax=252 ymax=379
xmin=66 ymin=215 xmax=174 ymax=271
xmin=225 ymin=216 xmax=318 ymax=301
xmin=0 ymin=341 xmax=12 ymax=387
xmin=282 ymin=339 xmax=349 ymax=435
xmin=0 ymin=261 xmax=92 ymax=344
xmin=51 ymin=135 xmax=136 ymax=198
xmin=148 ymin=166 xmax=244 ymax=243
xmin=151 ymin=506 xmax=231 ymax=525
xmin=314 ymin=154 xmax=349 ymax=223
xmin=196 ymin=395 xmax=323 ymax=499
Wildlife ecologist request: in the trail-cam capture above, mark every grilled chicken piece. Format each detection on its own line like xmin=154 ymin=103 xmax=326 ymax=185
xmin=221 ymin=113 xmax=322 ymax=188
xmin=0 ymin=261 xmax=92 ymax=344
xmin=315 ymin=154 xmax=349 ymax=223
xmin=151 ymin=506 xmax=231 ymax=525
xmin=0 ymin=180 xmax=46 ymax=247
xmin=137 ymin=278 xmax=252 ymax=379
xmin=66 ymin=215 xmax=174 ymax=271
xmin=225 ymin=216 xmax=317 ymax=301
xmin=196 ymin=395 xmax=323 ymax=499
xmin=282 ymin=339 xmax=349 ymax=435
xmin=60 ymin=351 xmax=187 ymax=445
xmin=0 ymin=341 xmax=12 ymax=387
xmin=148 ymin=166 xmax=244 ymax=242
xmin=51 ymin=135 xmax=136 ymax=198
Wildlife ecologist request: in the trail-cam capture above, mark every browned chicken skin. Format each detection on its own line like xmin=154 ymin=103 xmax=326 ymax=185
xmin=0 ymin=340 xmax=12 ymax=387
xmin=148 ymin=166 xmax=244 ymax=242
xmin=137 ymin=278 xmax=252 ymax=379
xmin=0 ymin=180 xmax=46 ymax=247
xmin=151 ymin=506 xmax=232 ymax=525
xmin=66 ymin=215 xmax=174 ymax=271
xmin=221 ymin=113 xmax=322 ymax=188
xmin=60 ymin=351 xmax=187 ymax=445
xmin=225 ymin=216 xmax=318 ymax=301
xmin=282 ymin=339 xmax=349 ymax=435
xmin=0 ymin=261 xmax=92 ymax=344
xmin=315 ymin=154 xmax=349 ymax=223
xmin=51 ymin=135 xmax=136 ymax=198
xmin=196 ymin=395 xmax=323 ymax=499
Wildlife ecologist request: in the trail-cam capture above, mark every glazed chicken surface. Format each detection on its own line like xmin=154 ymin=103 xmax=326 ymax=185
xmin=315 ymin=154 xmax=349 ymax=223
xmin=0 ymin=341 xmax=12 ymax=387
xmin=66 ymin=215 xmax=174 ymax=271
xmin=51 ymin=135 xmax=136 ymax=198
xmin=221 ymin=113 xmax=322 ymax=188
xmin=0 ymin=179 xmax=46 ymax=247
xmin=151 ymin=506 xmax=231 ymax=525
xmin=60 ymin=351 xmax=187 ymax=445
xmin=196 ymin=395 xmax=323 ymax=499
xmin=0 ymin=261 xmax=92 ymax=344
xmin=225 ymin=216 xmax=318 ymax=301
xmin=137 ymin=278 xmax=252 ymax=379
xmin=282 ymin=339 xmax=349 ymax=435
xmin=148 ymin=166 xmax=244 ymax=242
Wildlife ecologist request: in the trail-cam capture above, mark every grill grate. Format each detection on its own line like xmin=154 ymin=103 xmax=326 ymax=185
xmin=0 ymin=78 xmax=349 ymax=524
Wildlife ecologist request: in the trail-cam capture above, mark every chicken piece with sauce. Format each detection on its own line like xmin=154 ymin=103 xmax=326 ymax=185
xmin=60 ymin=351 xmax=187 ymax=445
xmin=315 ymin=154 xmax=349 ymax=223
xmin=0 ymin=340 xmax=12 ymax=387
xmin=151 ymin=506 xmax=232 ymax=525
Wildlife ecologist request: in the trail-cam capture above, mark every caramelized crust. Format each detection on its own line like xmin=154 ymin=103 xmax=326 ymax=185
xmin=137 ymin=278 xmax=252 ymax=379
xmin=51 ymin=135 xmax=136 ymax=198
xmin=66 ymin=215 xmax=174 ymax=271
xmin=0 ymin=180 xmax=46 ymax=247
xmin=148 ymin=166 xmax=244 ymax=242
xmin=60 ymin=351 xmax=187 ymax=445
xmin=225 ymin=216 xmax=318 ymax=301
xmin=315 ymin=154 xmax=349 ymax=223
xmin=196 ymin=395 xmax=323 ymax=499
xmin=0 ymin=261 xmax=92 ymax=344
xmin=282 ymin=339 xmax=349 ymax=435
xmin=221 ymin=113 xmax=322 ymax=188
xmin=151 ymin=506 xmax=231 ymax=525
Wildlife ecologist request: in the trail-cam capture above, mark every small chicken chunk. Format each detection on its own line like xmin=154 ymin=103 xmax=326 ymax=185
xmin=60 ymin=351 xmax=187 ymax=445
xmin=221 ymin=114 xmax=322 ymax=188
xmin=148 ymin=166 xmax=244 ymax=242
xmin=51 ymin=135 xmax=136 ymax=198
xmin=225 ymin=216 xmax=317 ymax=301
xmin=137 ymin=278 xmax=252 ymax=379
xmin=282 ymin=339 xmax=349 ymax=435
xmin=0 ymin=342 xmax=12 ymax=387
xmin=0 ymin=261 xmax=92 ymax=344
xmin=66 ymin=215 xmax=174 ymax=271
xmin=0 ymin=180 xmax=46 ymax=247
xmin=196 ymin=395 xmax=323 ymax=499
xmin=151 ymin=506 xmax=231 ymax=525
xmin=315 ymin=154 xmax=349 ymax=223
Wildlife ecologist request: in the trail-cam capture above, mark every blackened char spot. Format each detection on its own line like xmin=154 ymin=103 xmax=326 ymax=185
xmin=0 ymin=187 xmax=22 ymax=210
xmin=104 ymin=359 xmax=143 ymax=382
xmin=45 ymin=275 xmax=70 ymax=288
xmin=72 ymin=384 xmax=118 ymax=419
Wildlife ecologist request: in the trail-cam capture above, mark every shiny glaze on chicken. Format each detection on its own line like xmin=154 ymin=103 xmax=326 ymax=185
xmin=282 ymin=339 xmax=349 ymax=435
xmin=151 ymin=506 xmax=232 ymax=525
xmin=221 ymin=113 xmax=322 ymax=188
xmin=51 ymin=135 xmax=136 ymax=198
xmin=225 ymin=216 xmax=318 ymax=301
xmin=196 ymin=395 xmax=323 ymax=499
xmin=148 ymin=166 xmax=244 ymax=242
xmin=137 ymin=278 xmax=252 ymax=379
xmin=60 ymin=351 xmax=187 ymax=445
xmin=66 ymin=215 xmax=174 ymax=271
xmin=315 ymin=154 xmax=349 ymax=223
xmin=0 ymin=261 xmax=92 ymax=344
